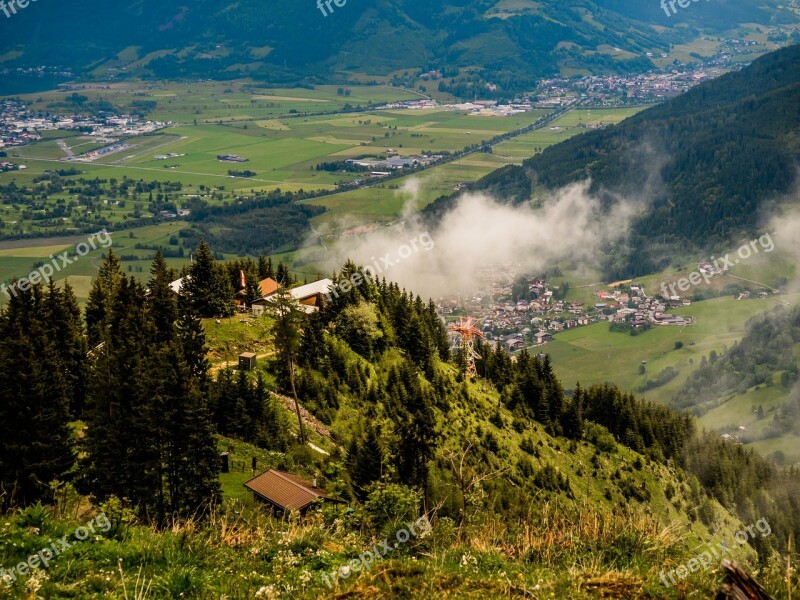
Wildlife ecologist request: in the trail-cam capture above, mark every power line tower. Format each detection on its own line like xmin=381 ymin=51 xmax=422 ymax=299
xmin=450 ymin=317 xmax=484 ymax=378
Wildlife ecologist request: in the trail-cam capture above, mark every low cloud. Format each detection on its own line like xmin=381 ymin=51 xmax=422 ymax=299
xmin=766 ymin=206 xmax=800 ymax=294
xmin=312 ymin=180 xmax=644 ymax=298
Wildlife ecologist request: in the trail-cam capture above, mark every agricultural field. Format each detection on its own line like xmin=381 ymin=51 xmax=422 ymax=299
xmin=492 ymin=106 xmax=644 ymax=160
xmin=1 ymin=83 xmax=562 ymax=239
xmin=0 ymin=222 xmax=190 ymax=305
xmin=0 ymin=98 xmax=647 ymax=298
xmin=13 ymin=81 xmax=423 ymax=124
xmin=300 ymin=107 xmax=645 ymax=227
xmin=1 ymin=82 xmax=642 ymax=283
xmin=544 ymin=294 xmax=796 ymax=405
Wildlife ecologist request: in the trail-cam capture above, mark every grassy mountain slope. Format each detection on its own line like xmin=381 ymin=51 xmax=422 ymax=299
xmin=0 ymin=0 xmax=796 ymax=90
xmin=672 ymin=306 xmax=800 ymax=464
xmin=2 ymin=259 xmax=799 ymax=598
xmin=0 ymin=389 xmax=765 ymax=599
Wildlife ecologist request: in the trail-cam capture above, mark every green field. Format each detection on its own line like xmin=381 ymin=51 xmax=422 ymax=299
xmin=0 ymin=99 xmax=651 ymax=307
xmin=2 ymin=86 xmax=564 ymax=237
xmin=14 ymin=81 xmax=425 ymax=124
xmin=545 ymin=294 xmax=798 ymax=405
xmin=0 ymin=222 xmax=190 ymax=305
xmin=542 ymin=284 xmax=800 ymax=463
xmin=299 ymin=107 xmax=645 ymax=228
xmin=2 ymin=78 xmax=643 ymax=249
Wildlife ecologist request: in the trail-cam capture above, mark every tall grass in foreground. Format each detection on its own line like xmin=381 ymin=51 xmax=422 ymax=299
xmin=1 ymin=499 xmax=796 ymax=599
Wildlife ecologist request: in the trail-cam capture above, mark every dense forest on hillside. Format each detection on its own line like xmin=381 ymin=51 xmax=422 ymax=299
xmin=422 ymin=44 xmax=800 ymax=279
xmin=2 ymin=248 xmax=800 ymax=595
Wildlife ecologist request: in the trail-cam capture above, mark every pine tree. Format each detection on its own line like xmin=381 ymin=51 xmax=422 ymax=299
xmin=176 ymin=289 xmax=210 ymax=382
xmin=348 ymin=424 xmax=383 ymax=501
xmin=84 ymin=264 xmax=220 ymax=524
xmin=244 ymin=266 xmax=263 ymax=307
xmin=211 ymin=369 xmax=238 ymax=435
xmin=145 ymin=341 xmax=220 ymax=521
xmin=148 ymin=250 xmax=177 ymax=343
xmin=184 ymin=240 xmax=234 ymax=318
xmin=236 ymin=369 xmax=254 ymax=439
xmin=390 ymin=361 xmax=438 ymax=494
xmin=84 ymin=275 xmax=156 ymax=515
xmin=44 ymin=279 xmax=87 ymax=417
xmin=258 ymin=256 xmax=275 ymax=280
xmin=276 ymin=260 xmax=291 ymax=286
xmin=299 ymin=311 xmax=326 ymax=370
xmin=85 ymin=250 xmax=122 ymax=347
xmin=562 ymin=382 xmax=585 ymax=439
xmin=0 ymin=284 xmax=74 ymax=508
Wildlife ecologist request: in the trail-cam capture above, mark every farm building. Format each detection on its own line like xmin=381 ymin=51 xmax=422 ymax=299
xmin=243 ymin=469 xmax=340 ymax=514
xmin=236 ymin=277 xmax=279 ymax=305
xmin=251 ymin=279 xmax=333 ymax=316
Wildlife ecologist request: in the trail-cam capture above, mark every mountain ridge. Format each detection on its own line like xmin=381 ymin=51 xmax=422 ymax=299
xmin=1 ymin=0 xmax=796 ymax=93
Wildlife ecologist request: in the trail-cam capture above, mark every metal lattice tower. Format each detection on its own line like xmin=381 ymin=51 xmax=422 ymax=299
xmin=450 ymin=316 xmax=484 ymax=378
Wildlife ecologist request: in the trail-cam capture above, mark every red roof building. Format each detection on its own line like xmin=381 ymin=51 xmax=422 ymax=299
xmin=243 ymin=469 xmax=339 ymax=513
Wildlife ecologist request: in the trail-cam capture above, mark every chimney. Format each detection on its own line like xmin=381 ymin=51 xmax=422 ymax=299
xmin=312 ymin=478 xmax=318 ymax=488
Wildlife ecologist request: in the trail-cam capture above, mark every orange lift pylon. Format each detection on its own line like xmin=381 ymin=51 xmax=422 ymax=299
xmin=450 ymin=316 xmax=484 ymax=378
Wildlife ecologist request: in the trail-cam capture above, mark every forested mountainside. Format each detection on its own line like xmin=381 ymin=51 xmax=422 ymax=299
xmin=2 ymin=248 xmax=800 ymax=596
xmin=1 ymin=0 xmax=795 ymax=91
xmin=422 ymin=44 xmax=800 ymax=279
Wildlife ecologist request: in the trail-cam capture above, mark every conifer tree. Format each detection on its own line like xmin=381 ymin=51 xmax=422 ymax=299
xmin=254 ymin=373 xmax=287 ymax=451
xmin=348 ymin=424 xmax=383 ymax=501
xmin=148 ymin=250 xmax=177 ymax=343
xmin=211 ymin=369 xmax=238 ymax=436
xmin=184 ymin=240 xmax=234 ymax=318
xmin=85 ymin=250 xmax=122 ymax=347
xmin=258 ymin=255 xmax=275 ymax=280
xmin=244 ymin=266 xmax=263 ymax=307
xmin=176 ymin=289 xmax=210 ymax=382
xmin=562 ymin=383 xmax=585 ymax=439
xmin=388 ymin=361 xmax=438 ymax=493
xmin=275 ymin=260 xmax=291 ymax=286
xmin=236 ymin=369 xmax=254 ymax=439
xmin=85 ymin=259 xmax=220 ymax=524
xmin=0 ymin=284 xmax=74 ymax=508
xmin=84 ymin=275 xmax=155 ymax=513
xmin=44 ymin=279 xmax=87 ymax=417
xmin=299 ymin=311 xmax=326 ymax=370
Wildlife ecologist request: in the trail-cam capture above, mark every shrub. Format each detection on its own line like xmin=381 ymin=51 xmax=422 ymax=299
xmin=586 ymin=423 xmax=617 ymax=453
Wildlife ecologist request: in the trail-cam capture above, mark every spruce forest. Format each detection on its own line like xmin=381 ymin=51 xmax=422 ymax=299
xmin=2 ymin=245 xmax=800 ymax=597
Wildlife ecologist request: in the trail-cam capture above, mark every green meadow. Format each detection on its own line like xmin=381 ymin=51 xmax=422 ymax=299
xmin=0 ymin=98 xmax=654 ymax=312
xmin=14 ymin=81 xmax=423 ymax=124
xmin=302 ymin=107 xmax=645 ymax=227
xmin=544 ymin=295 xmax=795 ymax=406
xmin=0 ymin=222 xmax=189 ymax=305
xmin=2 ymin=85 xmax=566 ymax=238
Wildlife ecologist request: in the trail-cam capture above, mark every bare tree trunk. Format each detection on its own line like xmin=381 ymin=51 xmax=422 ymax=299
xmin=716 ymin=559 xmax=775 ymax=600
xmin=289 ymin=358 xmax=306 ymax=444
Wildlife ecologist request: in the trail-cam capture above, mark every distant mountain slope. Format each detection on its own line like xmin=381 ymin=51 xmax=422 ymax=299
xmin=673 ymin=307 xmax=800 ymax=412
xmin=0 ymin=0 xmax=796 ymax=92
xmin=670 ymin=306 xmax=800 ymax=463
xmin=423 ymin=44 xmax=800 ymax=278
